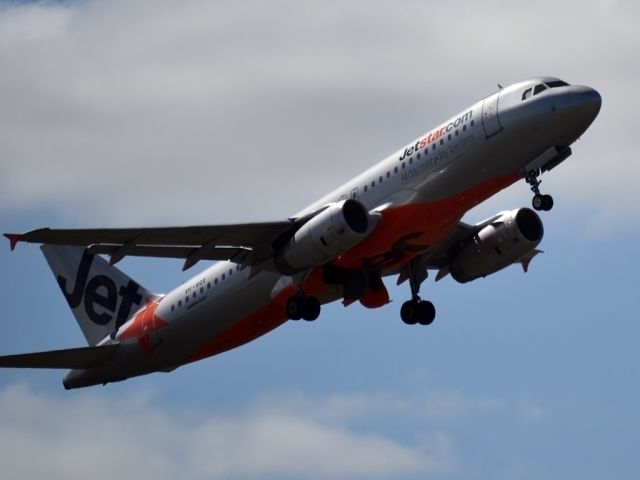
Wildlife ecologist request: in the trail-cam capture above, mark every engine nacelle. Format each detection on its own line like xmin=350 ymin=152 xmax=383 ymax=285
xmin=275 ymin=199 xmax=374 ymax=275
xmin=449 ymin=208 xmax=544 ymax=283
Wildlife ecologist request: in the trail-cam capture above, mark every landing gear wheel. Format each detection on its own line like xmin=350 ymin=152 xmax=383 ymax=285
xmin=286 ymin=295 xmax=321 ymax=321
xmin=532 ymin=194 xmax=544 ymax=211
xmin=532 ymin=194 xmax=554 ymax=211
xmin=286 ymin=297 xmax=303 ymax=320
xmin=401 ymin=300 xmax=419 ymax=325
xmin=526 ymin=170 xmax=554 ymax=212
xmin=302 ymin=296 xmax=320 ymax=321
xmin=401 ymin=299 xmax=436 ymax=326
xmin=417 ymin=301 xmax=436 ymax=326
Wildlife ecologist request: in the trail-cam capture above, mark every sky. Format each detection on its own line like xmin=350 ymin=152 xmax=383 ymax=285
xmin=0 ymin=0 xmax=639 ymax=479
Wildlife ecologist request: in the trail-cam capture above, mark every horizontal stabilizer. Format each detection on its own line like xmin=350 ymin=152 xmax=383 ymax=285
xmin=0 ymin=344 xmax=118 ymax=369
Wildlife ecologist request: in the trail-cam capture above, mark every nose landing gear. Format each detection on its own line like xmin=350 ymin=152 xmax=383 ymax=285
xmin=525 ymin=169 xmax=554 ymax=211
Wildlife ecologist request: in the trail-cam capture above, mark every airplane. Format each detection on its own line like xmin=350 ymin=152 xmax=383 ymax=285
xmin=1 ymin=77 xmax=601 ymax=389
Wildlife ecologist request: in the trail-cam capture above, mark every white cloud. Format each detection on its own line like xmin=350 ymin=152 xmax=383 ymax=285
xmin=254 ymin=387 xmax=509 ymax=428
xmin=0 ymin=0 xmax=637 ymax=229
xmin=516 ymin=397 xmax=551 ymax=425
xmin=0 ymin=380 xmax=555 ymax=479
xmin=188 ymin=412 xmax=433 ymax=478
xmin=0 ymin=2 xmax=71 ymax=46
xmin=0 ymin=384 xmax=444 ymax=480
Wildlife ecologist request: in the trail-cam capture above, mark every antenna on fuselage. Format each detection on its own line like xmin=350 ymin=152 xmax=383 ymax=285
xmin=497 ymin=83 xmax=503 ymax=90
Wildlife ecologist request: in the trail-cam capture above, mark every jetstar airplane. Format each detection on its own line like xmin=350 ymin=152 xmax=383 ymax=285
xmin=1 ymin=77 xmax=601 ymax=389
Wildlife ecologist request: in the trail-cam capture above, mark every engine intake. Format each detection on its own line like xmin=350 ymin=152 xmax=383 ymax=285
xmin=275 ymin=199 xmax=374 ymax=275
xmin=449 ymin=208 xmax=543 ymax=283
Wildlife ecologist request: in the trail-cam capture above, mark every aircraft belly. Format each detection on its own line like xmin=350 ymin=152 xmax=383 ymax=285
xmin=335 ymin=172 xmax=519 ymax=272
xmin=152 ymin=270 xmax=282 ymax=366
xmin=63 ymin=341 xmax=160 ymax=388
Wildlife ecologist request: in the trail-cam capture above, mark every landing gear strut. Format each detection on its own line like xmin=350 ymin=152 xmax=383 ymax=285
xmin=400 ymin=260 xmax=436 ymax=326
xmin=286 ymin=294 xmax=321 ymax=321
xmin=525 ymin=169 xmax=554 ymax=212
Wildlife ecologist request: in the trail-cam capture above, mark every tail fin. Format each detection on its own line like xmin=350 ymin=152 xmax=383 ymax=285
xmin=41 ymin=245 xmax=160 ymax=346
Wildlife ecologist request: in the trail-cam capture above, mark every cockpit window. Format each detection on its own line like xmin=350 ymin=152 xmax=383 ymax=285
xmin=533 ymin=83 xmax=547 ymax=95
xmin=546 ymin=80 xmax=569 ymax=88
xmin=522 ymin=88 xmax=532 ymax=101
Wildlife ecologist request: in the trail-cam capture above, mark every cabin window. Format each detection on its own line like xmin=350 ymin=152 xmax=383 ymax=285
xmin=394 ymin=166 xmax=398 ymax=174
xmin=364 ymin=185 xmax=368 ymax=192
xmin=379 ymin=175 xmax=383 ymax=183
xmin=386 ymin=171 xmax=390 ymax=178
xmin=200 ymin=286 xmax=204 ymax=294
xmin=402 ymin=162 xmax=406 ymax=169
xmin=178 ymin=300 xmax=182 ymax=307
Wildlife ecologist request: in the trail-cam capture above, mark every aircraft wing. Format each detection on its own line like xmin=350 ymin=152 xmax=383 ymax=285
xmin=0 ymin=344 xmax=118 ymax=369
xmin=6 ymin=221 xmax=296 ymax=270
xmin=421 ymin=210 xmax=519 ymax=270
xmin=395 ymin=212 xmax=542 ymax=284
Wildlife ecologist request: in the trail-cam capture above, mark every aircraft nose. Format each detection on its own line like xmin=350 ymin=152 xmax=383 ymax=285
xmin=570 ymin=85 xmax=602 ymax=122
xmin=579 ymin=86 xmax=602 ymax=119
xmin=551 ymin=85 xmax=601 ymax=137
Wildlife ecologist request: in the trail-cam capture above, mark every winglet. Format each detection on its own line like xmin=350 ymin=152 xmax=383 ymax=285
xmin=4 ymin=233 xmax=22 ymax=251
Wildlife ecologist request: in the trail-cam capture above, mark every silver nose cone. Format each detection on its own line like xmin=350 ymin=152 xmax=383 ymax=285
xmin=570 ymin=85 xmax=602 ymax=125
xmin=552 ymin=85 xmax=602 ymax=138
xmin=579 ymin=86 xmax=602 ymax=120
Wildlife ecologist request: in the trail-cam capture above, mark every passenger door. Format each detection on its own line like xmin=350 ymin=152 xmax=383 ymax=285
xmin=481 ymin=92 xmax=503 ymax=138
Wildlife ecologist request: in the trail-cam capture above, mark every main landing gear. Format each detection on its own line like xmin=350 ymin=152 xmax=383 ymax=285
xmin=400 ymin=260 xmax=436 ymax=326
xmin=525 ymin=169 xmax=554 ymax=212
xmin=400 ymin=299 xmax=435 ymax=326
xmin=286 ymin=294 xmax=321 ymax=321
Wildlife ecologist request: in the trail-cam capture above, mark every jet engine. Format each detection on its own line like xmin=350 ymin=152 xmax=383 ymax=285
xmin=274 ymin=199 xmax=375 ymax=275
xmin=449 ymin=208 xmax=544 ymax=283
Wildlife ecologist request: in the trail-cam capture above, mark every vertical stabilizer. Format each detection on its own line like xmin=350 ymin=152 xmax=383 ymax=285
xmin=41 ymin=245 xmax=160 ymax=346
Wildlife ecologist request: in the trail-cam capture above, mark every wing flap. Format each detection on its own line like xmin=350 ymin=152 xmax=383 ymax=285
xmin=87 ymin=244 xmax=252 ymax=262
xmin=0 ymin=344 xmax=119 ymax=369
